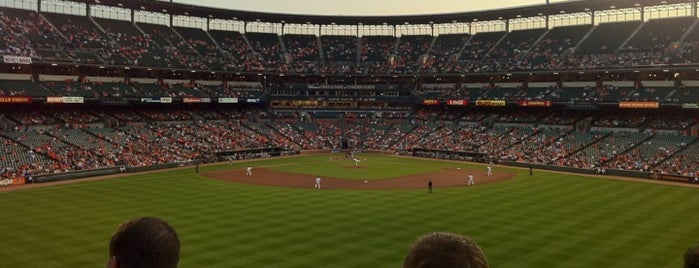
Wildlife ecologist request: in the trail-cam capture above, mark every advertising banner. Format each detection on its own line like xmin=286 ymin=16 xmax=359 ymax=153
xmin=618 ymin=102 xmax=659 ymax=109
xmin=183 ymin=97 xmax=201 ymax=103
xmin=140 ymin=97 xmax=172 ymax=103
xmin=422 ymin=99 xmax=439 ymax=105
xmin=3 ymin=55 xmax=31 ymax=64
xmin=446 ymin=100 xmax=468 ymax=106
xmin=475 ymin=100 xmax=506 ymax=106
xmin=47 ymin=96 xmax=84 ymax=104
xmin=518 ymin=100 xmax=552 ymax=107
xmin=218 ymin=97 xmax=239 ymax=103
xmin=0 ymin=96 xmax=31 ymax=103
xmin=62 ymin=96 xmax=84 ymax=103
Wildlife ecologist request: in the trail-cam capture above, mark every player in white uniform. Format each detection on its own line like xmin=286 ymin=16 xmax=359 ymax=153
xmin=315 ymin=177 xmax=322 ymax=189
xmin=467 ymin=174 xmax=475 ymax=186
xmin=246 ymin=166 xmax=252 ymax=176
xmin=353 ymin=157 xmax=361 ymax=167
xmin=486 ymin=166 xmax=492 ymax=176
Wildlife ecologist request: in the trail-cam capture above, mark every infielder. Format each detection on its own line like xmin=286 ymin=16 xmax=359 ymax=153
xmin=467 ymin=174 xmax=475 ymax=186
xmin=486 ymin=166 xmax=492 ymax=176
xmin=353 ymin=157 xmax=361 ymax=167
xmin=246 ymin=166 xmax=252 ymax=176
xmin=315 ymin=177 xmax=322 ymax=189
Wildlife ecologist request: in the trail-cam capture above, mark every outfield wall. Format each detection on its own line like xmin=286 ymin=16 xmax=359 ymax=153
xmin=501 ymin=161 xmax=693 ymax=183
xmin=35 ymin=167 xmax=123 ymax=183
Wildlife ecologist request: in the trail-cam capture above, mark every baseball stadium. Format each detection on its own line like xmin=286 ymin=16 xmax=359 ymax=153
xmin=0 ymin=0 xmax=699 ymax=267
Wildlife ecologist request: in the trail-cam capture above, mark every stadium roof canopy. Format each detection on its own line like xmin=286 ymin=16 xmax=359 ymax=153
xmin=76 ymin=0 xmax=694 ymax=25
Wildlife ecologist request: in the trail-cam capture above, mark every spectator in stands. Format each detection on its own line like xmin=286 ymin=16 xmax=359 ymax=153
xmin=403 ymin=232 xmax=488 ymax=268
xmin=686 ymin=244 xmax=699 ymax=268
xmin=107 ymin=217 xmax=180 ymax=268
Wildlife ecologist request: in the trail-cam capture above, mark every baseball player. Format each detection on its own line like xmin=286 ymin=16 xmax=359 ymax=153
xmin=467 ymin=174 xmax=475 ymax=186
xmin=486 ymin=166 xmax=492 ymax=176
xmin=353 ymin=157 xmax=361 ymax=167
xmin=246 ymin=166 xmax=252 ymax=176
xmin=315 ymin=177 xmax=322 ymax=189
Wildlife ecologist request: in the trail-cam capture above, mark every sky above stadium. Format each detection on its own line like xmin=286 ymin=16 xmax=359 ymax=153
xmin=174 ymin=0 xmax=572 ymax=16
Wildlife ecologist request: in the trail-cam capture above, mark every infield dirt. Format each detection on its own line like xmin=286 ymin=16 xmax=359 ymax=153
xmin=203 ymin=166 xmax=515 ymax=190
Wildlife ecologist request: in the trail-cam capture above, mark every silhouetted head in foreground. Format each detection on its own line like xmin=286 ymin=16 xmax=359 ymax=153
xmin=108 ymin=217 xmax=180 ymax=268
xmin=403 ymin=232 xmax=488 ymax=268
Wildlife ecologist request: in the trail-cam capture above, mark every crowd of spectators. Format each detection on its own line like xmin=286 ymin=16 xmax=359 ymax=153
xmin=0 ymin=105 xmax=698 ymax=180
xmin=5 ymin=7 xmax=699 ymax=75
xmin=0 ymin=9 xmax=67 ymax=61
xmin=0 ymin=12 xmax=33 ymax=58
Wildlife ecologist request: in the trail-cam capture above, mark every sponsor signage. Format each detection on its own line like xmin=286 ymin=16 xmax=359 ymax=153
xmin=62 ymin=96 xmax=84 ymax=103
xmin=140 ymin=97 xmax=172 ymax=103
xmin=46 ymin=96 xmax=84 ymax=103
xmin=422 ymin=99 xmax=439 ymax=105
xmin=0 ymin=96 xmax=31 ymax=103
xmin=475 ymin=100 xmax=506 ymax=106
xmin=47 ymin=96 xmax=63 ymax=103
xmin=446 ymin=100 xmax=468 ymax=106
xmin=183 ymin=97 xmax=201 ymax=103
xmin=218 ymin=97 xmax=239 ymax=103
xmin=246 ymin=98 xmax=260 ymax=103
xmin=618 ymin=102 xmax=659 ymax=109
xmin=682 ymin=103 xmax=699 ymax=109
xmin=518 ymin=100 xmax=552 ymax=107
xmin=3 ymin=55 xmax=31 ymax=64
xmin=183 ymin=97 xmax=211 ymax=103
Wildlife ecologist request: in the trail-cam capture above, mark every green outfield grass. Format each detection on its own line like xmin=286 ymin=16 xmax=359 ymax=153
xmin=0 ymin=153 xmax=697 ymax=268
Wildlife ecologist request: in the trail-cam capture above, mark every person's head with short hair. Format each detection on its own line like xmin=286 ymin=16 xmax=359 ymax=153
xmin=685 ymin=244 xmax=699 ymax=268
xmin=107 ymin=217 xmax=180 ymax=268
xmin=403 ymin=232 xmax=488 ymax=268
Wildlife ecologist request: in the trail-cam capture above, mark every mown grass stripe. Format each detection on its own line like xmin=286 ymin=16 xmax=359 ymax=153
xmin=1 ymin=154 xmax=697 ymax=268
